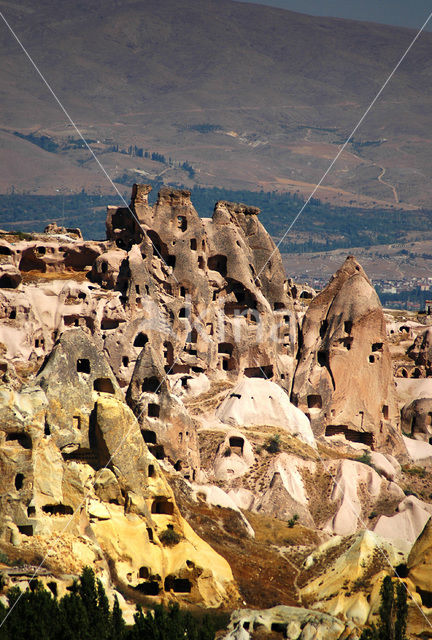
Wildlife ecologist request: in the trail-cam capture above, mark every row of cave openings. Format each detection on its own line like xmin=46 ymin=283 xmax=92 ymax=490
xmin=395 ymin=366 xmax=425 ymax=379
xmin=14 ymin=496 xmax=177 ymax=539
xmin=141 ymin=428 xmax=194 ymax=479
xmin=122 ymin=330 xmax=277 ymax=379
xmin=134 ymin=564 xmax=193 ymax=596
xmin=76 ymin=358 xmax=117 ymax=394
xmin=318 ymin=320 xmax=384 ymax=363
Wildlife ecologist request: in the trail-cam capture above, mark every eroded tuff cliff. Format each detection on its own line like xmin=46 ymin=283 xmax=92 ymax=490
xmin=1 ymin=185 xmax=432 ymax=635
xmin=292 ymin=256 xmax=402 ymax=453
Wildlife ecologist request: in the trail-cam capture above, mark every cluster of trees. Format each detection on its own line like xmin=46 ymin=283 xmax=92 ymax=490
xmin=13 ymin=132 xmax=60 ymax=153
xmin=360 ymin=576 xmax=408 ymax=640
xmin=0 ymin=568 xmax=216 ymax=640
xmin=0 ymin=566 xmax=411 ymax=640
xmin=186 ymin=185 xmax=432 ymax=254
xmin=0 ymin=192 xmax=124 ymax=240
xmin=3 ymin=183 xmax=432 ymax=258
xmin=377 ymin=286 xmax=432 ymax=311
xmin=183 ymin=124 xmax=222 ymax=134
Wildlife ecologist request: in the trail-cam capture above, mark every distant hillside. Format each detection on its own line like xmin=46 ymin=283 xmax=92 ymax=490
xmin=0 ymin=0 xmax=432 ymax=206
xmin=2 ymin=186 xmax=432 ymax=253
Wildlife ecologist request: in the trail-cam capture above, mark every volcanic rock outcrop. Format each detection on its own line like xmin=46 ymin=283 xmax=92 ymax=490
xmin=401 ymin=397 xmax=432 ymax=442
xmin=1 ymin=184 xmax=430 ymax=634
xmin=291 ymin=256 xmax=402 ymax=452
xmin=0 ymin=332 xmax=238 ymax=607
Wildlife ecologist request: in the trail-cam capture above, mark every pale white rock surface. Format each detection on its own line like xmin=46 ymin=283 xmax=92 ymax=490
xmin=324 ymin=460 xmax=402 ymax=536
xmin=223 ymin=606 xmax=356 ymax=640
xmin=373 ymin=496 xmax=432 ymax=552
xmin=213 ymin=430 xmax=255 ymax=480
xmin=403 ymin=435 xmax=432 ymax=461
xmin=227 ymin=488 xmax=255 ymax=511
xmin=216 ymin=378 xmax=316 ymax=448
xmin=396 ymin=378 xmax=432 ymax=407
xmin=370 ymin=451 xmax=401 ymax=481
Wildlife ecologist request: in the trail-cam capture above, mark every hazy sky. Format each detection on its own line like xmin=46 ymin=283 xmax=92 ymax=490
xmin=235 ymin=0 xmax=432 ymax=31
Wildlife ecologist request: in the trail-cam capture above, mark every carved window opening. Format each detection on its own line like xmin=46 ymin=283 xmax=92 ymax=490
xmin=18 ymin=525 xmax=33 ymax=536
xmin=139 ymin=566 xmax=150 ymax=579
xmin=317 ymin=351 xmax=327 ymax=366
xmin=164 ymin=341 xmax=174 ymax=365
xmin=142 ymin=429 xmax=157 ymax=444
xmin=6 ymin=432 xmax=32 ymax=449
xmin=319 ymin=320 xmax=328 ymax=338
xmin=307 ymin=394 xmax=322 ymax=409
xmin=229 ymin=436 xmax=244 ymax=455
xmin=341 ymin=337 xmax=353 ymax=350
xmin=151 ymin=497 xmax=174 ymax=515
xmin=133 ymin=332 xmax=148 ymax=348
xmin=15 ymin=473 xmax=24 ymax=490
xmin=77 ymin=358 xmax=90 ymax=373
xmin=101 ymin=318 xmax=120 ymax=330
xmin=344 ymin=321 xmax=353 ymax=333
xmin=218 ymin=342 xmax=233 ymax=356
xmin=93 ymin=378 xmax=115 ymax=394
xmin=164 ymin=576 xmax=192 ymax=593
xmin=190 ymin=239 xmax=197 ymax=250
xmin=208 ymin=255 xmax=227 ymax=277
xmin=142 ymin=377 xmax=161 ymax=393
xmin=42 ymin=504 xmax=74 ymax=515
xmin=325 ymin=425 xmax=374 ymax=447
xmin=149 ymin=444 xmax=165 ymax=459
xmin=244 ymin=365 xmax=273 ymax=379
xmin=135 ymin=581 xmax=159 ymax=595
xmin=177 ymin=216 xmax=187 ymax=231
xmin=148 ymin=403 xmax=160 ymax=418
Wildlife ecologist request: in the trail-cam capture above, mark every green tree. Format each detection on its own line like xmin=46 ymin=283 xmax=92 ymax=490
xmin=378 ymin=575 xmax=395 ymax=640
xmin=360 ymin=576 xmax=408 ymax=640
xmin=111 ymin=595 xmax=126 ymax=639
xmin=395 ymin=582 xmax=408 ymax=640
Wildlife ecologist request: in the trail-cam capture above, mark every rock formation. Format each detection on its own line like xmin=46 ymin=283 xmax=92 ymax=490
xmin=291 ymin=256 xmax=402 ymax=452
xmin=401 ymin=397 xmax=432 ymax=442
xmin=0 ymin=184 xmax=431 ymax=636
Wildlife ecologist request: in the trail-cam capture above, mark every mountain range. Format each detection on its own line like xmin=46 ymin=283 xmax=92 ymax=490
xmin=0 ymin=0 xmax=431 ymax=207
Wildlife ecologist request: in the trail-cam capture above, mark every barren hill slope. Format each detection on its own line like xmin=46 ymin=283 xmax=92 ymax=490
xmin=0 ymin=0 xmax=432 ymax=204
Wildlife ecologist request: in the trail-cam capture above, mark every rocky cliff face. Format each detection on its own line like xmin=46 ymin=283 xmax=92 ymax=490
xmin=0 ymin=185 xmax=431 ymax=636
xmin=292 ymin=257 xmax=402 ymax=453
